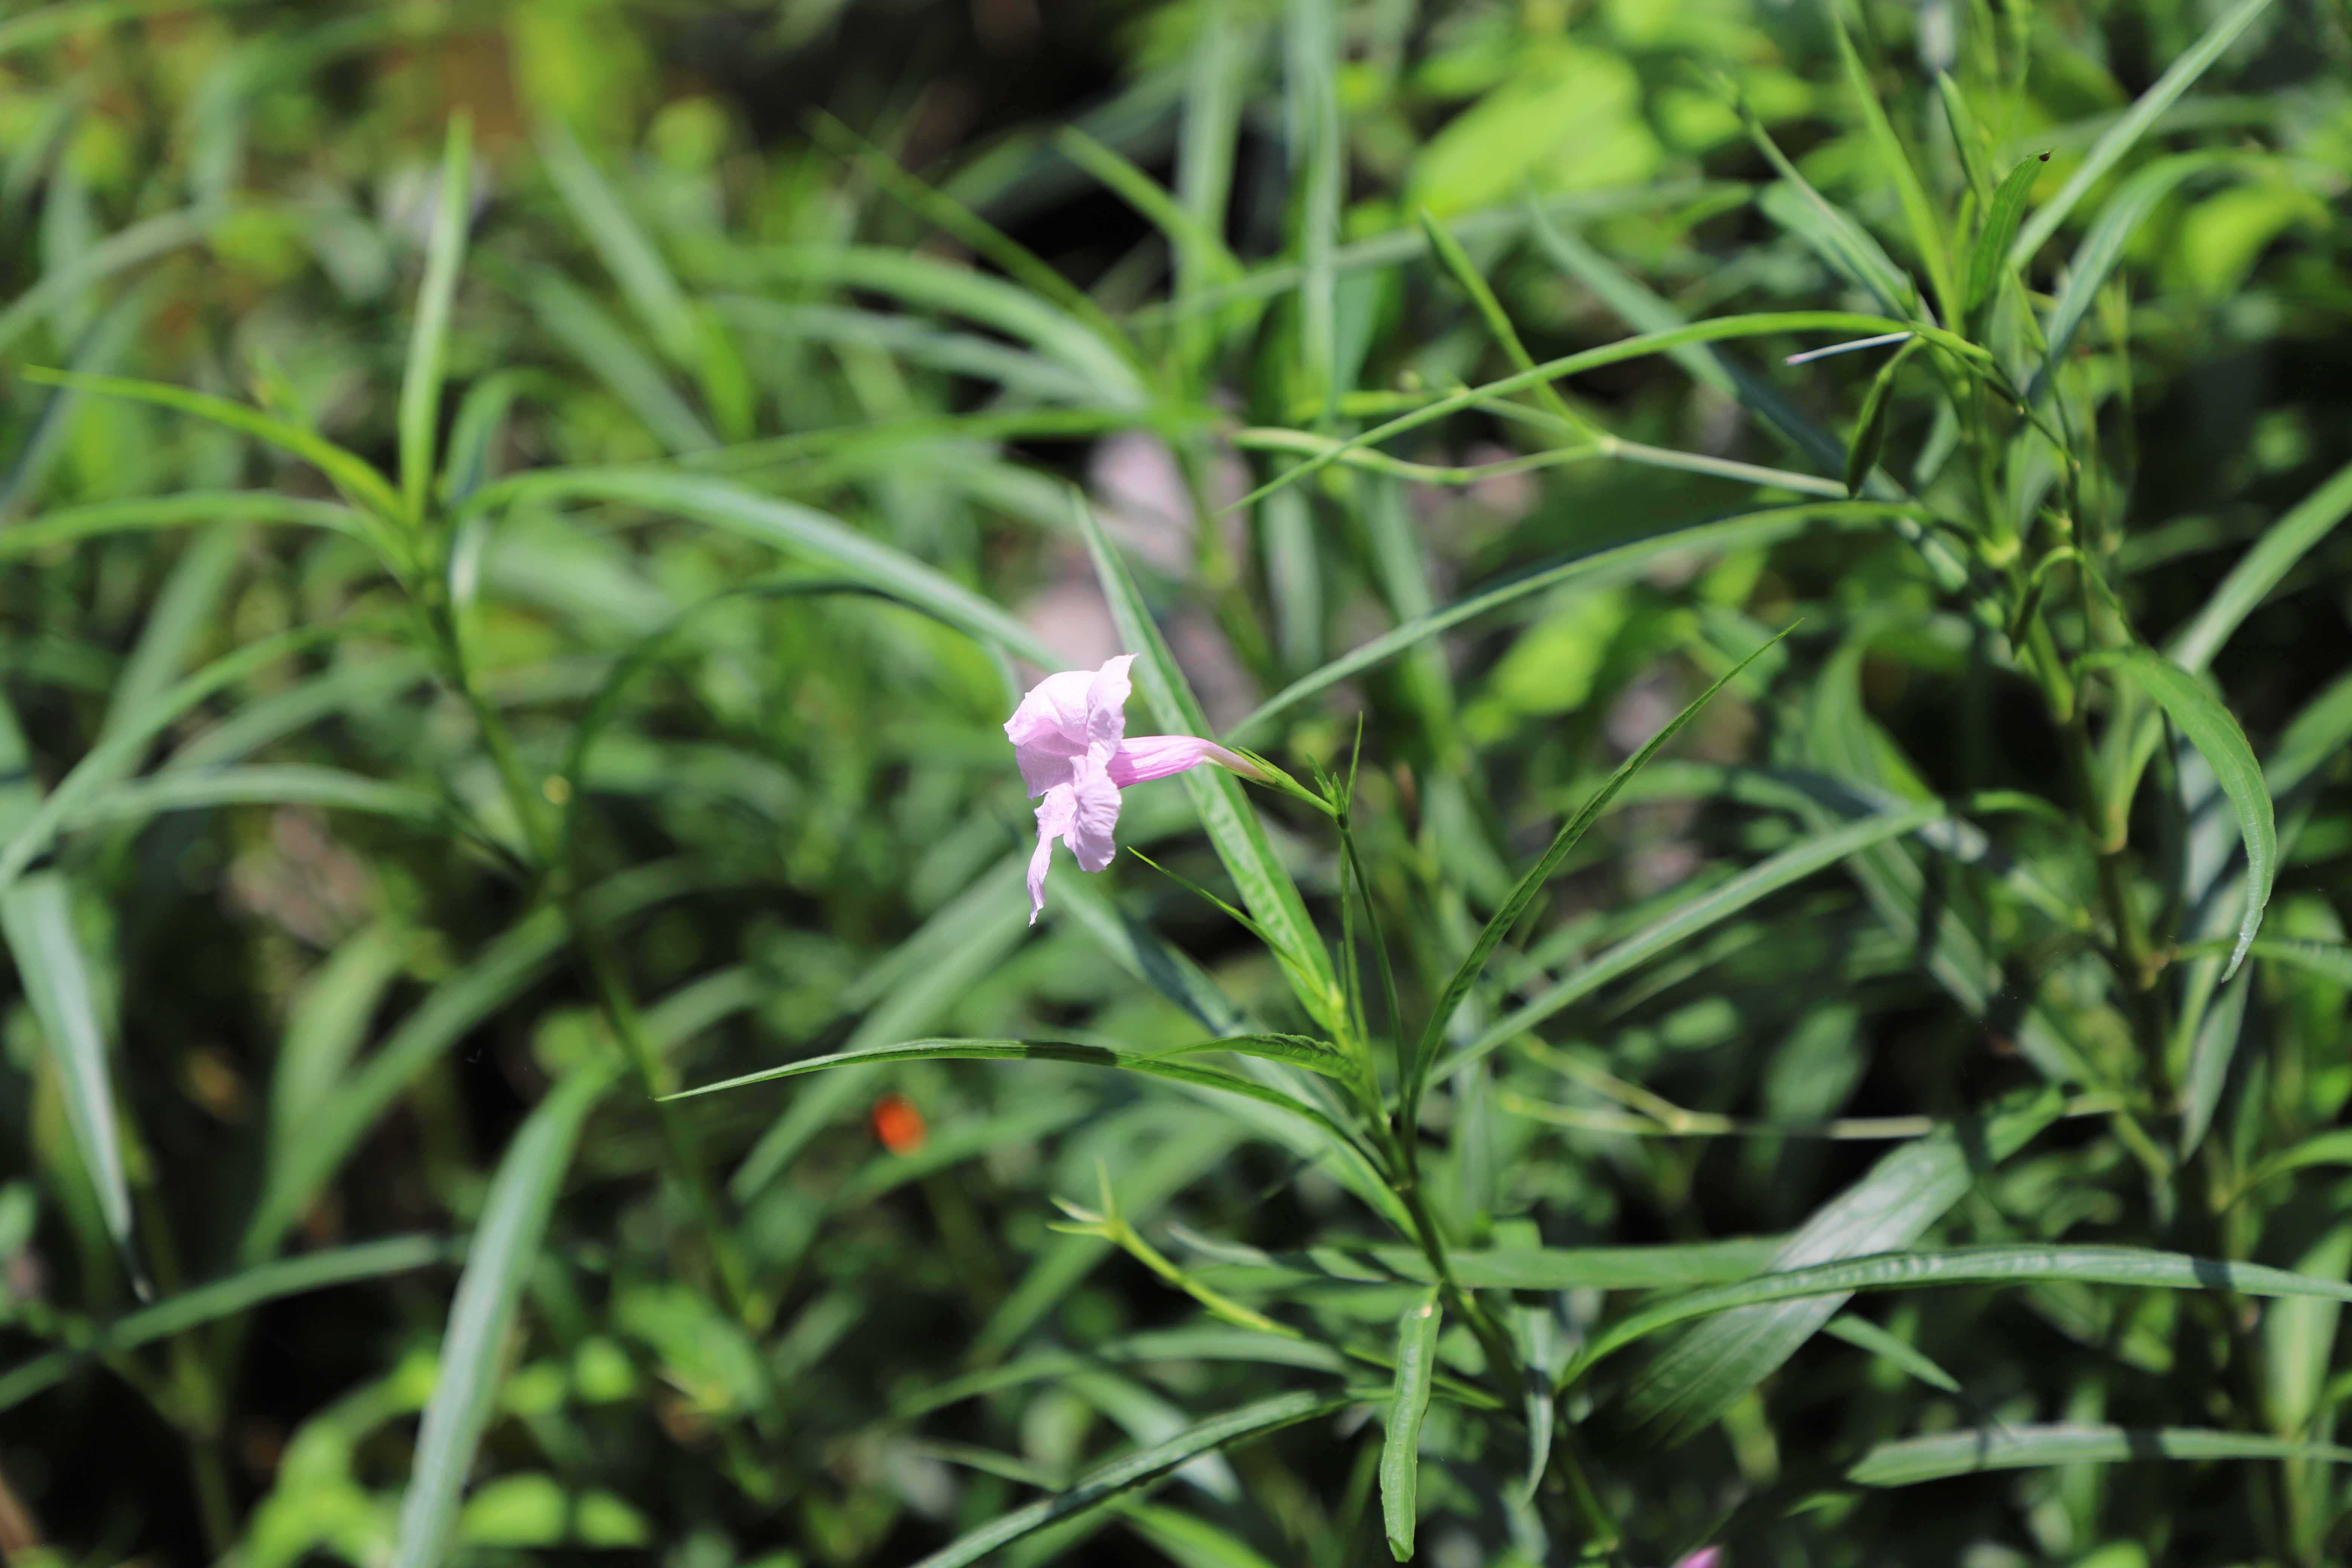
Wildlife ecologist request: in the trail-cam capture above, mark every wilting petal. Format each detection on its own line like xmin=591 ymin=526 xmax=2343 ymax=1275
xmin=1028 ymin=784 xmax=1077 ymax=924
xmin=1105 ymin=734 xmax=1262 ymax=787
xmin=1060 ymin=764 xmax=1124 ymax=873
xmin=1084 ymin=654 xmax=1136 ymax=748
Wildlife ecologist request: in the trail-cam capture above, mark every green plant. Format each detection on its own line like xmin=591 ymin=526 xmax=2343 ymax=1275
xmin=5 ymin=0 xmax=2352 ymax=1564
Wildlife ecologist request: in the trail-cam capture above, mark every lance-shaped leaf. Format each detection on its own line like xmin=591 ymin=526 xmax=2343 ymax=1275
xmin=2008 ymin=0 xmax=2277 ymax=265
xmin=1843 ymin=337 xmax=1923 ymax=498
xmin=1606 ymin=1089 xmax=2059 ymax=1447
xmin=2090 ymin=648 xmax=2275 ymax=976
xmin=909 ymin=1391 xmax=1351 ymax=1568
xmin=1850 ymin=1425 xmax=2352 ymax=1488
xmin=398 ymin=113 xmax=473 ymax=519
xmin=1963 ymin=153 xmax=2049 ymax=323
xmin=391 ymin=1065 xmax=615 ymax=1568
xmin=1409 ymin=630 xmax=1790 ymax=1119
xmin=1380 ymin=1289 xmax=1441 ymax=1560
xmin=0 ymin=698 xmax=133 ymax=1276
xmin=1074 ymin=492 xmax=1345 ymax=1035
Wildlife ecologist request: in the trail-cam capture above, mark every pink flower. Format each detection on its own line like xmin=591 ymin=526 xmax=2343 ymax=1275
xmin=1669 ymin=1550 xmax=1722 ymax=1568
xmin=1005 ymin=654 xmax=1258 ymax=923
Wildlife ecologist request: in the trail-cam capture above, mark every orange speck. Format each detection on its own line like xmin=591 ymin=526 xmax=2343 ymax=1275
xmin=871 ymin=1093 xmax=927 ymax=1155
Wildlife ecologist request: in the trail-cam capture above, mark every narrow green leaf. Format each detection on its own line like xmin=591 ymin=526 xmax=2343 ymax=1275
xmin=908 ymin=1392 xmax=1349 ymax=1568
xmin=1823 ymin=4 xmax=1958 ymax=325
xmin=1234 ymin=502 xmax=1905 ymax=738
xmin=1226 ymin=1237 xmax=1779 ymax=1293
xmin=18 ymin=368 xmax=403 ymax=523
xmin=1531 ymin=207 xmax=1837 ymax=470
xmin=1412 ymin=629 xmax=1793 ymax=1112
xmin=1965 ymin=153 xmax=2049 ymax=320
xmin=273 ymin=922 xmax=410 ymax=1171
xmin=0 ymin=1234 xmax=449 ymax=1414
xmin=1075 ymin=491 xmax=1346 ymax=1034
xmin=1843 ymin=337 xmax=1922 ymax=498
xmin=2266 ymin=1222 xmax=2352 ymax=1434
xmin=1171 ymin=0 xmax=1243 ymax=350
xmin=1146 ymin=183 xmax=1733 ymax=322
xmin=2090 ymin=648 xmax=2275 ymax=975
xmin=515 ymin=266 xmax=716 ymax=454
xmin=1577 ymin=1238 xmax=2352 ymax=1389
xmin=2178 ymin=966 xmax=2249 ymax=1158
xmin=391 ymin=1065 xmax=614 ymax=1568
xmin=972 ymin=1120 xmax=1240 ymax=1363
xmin=2241 ymin=1129 xmax=2352 ymax=1196
xmin=729 ymin=856 xmax=1033 ymax=1203
xmin=1283 ymin=0 xmax=1342 ymax=420
xmin=2242 ymin=939 xmax=2352 ymax=987
xmin=243 ymin=860 xmax=716 ymax=1261
xmin=1122 ymin=1504 xmax=1284 ymax=1568
xmin=438 ymin=369 xmax=534 ymax=505
xmin=1513 ymin=1304 xmax=1557 ymax=1504
xmin=1150 ymin=1034 xmax=1350 ymax=1078
xmin=715 ymin=297 xmax=1101 ymax=404
xmin=1850 ymin=1424 xmax=2352 ymax=1488
xmin=1057 ymin=126 xmax=1241 ymax=285
xmin=1932 ymin=71 xmax=1994 ymax=205
xmin=666 ymin=1037 xmax=1357 ymax=1153
xmin=1380 ymin=1290 xmax=1441 ymax=1560
xmin=897 ymin=1328 xmax=1352 ymax=1419
xmin=1822 ymin=1315 xmax=1960 ymax=1393
xmin=0 ymin=492 xmax=360 ymax=557
xmin=805 ymin=113 xmax=1136 ymax=364
xmin=2026 ymin=152 xmax=2240 ymax=407
xmin=62 ymin=766 xmax=446 ymax=835
xmin=2170 ymin=458 xmax=2352 ymax=675
xmin=536 ymin=121 xmax=697 ymax=361
xmin=761 ymin=245 xmax=1144 ymax=407
xmin=461 ymin=468 xmax=1058 ymax=669
xmin=399 ymin=113 xmax=472 ymax=520
xmin=2009 ymin=0 xmax=2276 ymax=265
xmin=96 ymin=524 xmax=243 ymax=743
xmin=0 ymin=205 xmax=214 ymax=360
xmin=0 ymin=875 xmax=132 ymax=1263
xmin=1418 ymin=209 xmax=1592 ymax=437
xmin=166 ymin=655 xmax=428 ymax=773
xmin=2 ymin=277 xmax=153 ymax=520
xmin=1606 ymin=1089 xmax=2059 ymax=1445
xmin=0 ymin=623 xmax=342 ymax=898
xmin=1048 ymin=869 xmax=1254 ymax=1037
xmin=1225 ymin=312 xmax=1986 ymax=514
xmin=1441 ymin=802 xmax=1942 ymax=1080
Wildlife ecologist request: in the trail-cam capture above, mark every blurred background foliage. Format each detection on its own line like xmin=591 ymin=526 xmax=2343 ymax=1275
xmin=3 ymin=0 xmax=2352 ymax=1564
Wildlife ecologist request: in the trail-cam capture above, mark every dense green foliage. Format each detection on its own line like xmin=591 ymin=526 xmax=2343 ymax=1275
xmin=5 ymin=0 xmax=2352 ymax=1563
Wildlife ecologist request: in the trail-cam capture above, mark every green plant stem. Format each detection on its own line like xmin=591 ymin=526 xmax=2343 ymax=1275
xmin=118 ymin=1063 xmax=236 ymax=1559
xmin=565 ymin=904 xmax=759 ymax=1319
xmin=1386 ymin=1135 xmax=1521 ymax=1404
xmin=1552 ymin=1433 xmax=1624 ymax=1554
xmin=418 ymin=594 xmax=759 ymax=1328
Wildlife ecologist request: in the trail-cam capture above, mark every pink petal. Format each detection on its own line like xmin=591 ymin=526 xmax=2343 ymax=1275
xmin=1027 ymin=785 xmax=1078 ymax=924
xmin=1084 ymin=654 xmax=1136 ymax=748
xmin=1105 ymin=735 xmax=1260 ymax=787
xmin=1059 ymin=765 xmax=1124 ymax=873
xmin=1012 ymin=741 xmax=1080 ymax=798
xmin=1669 ymin=1550 xmax=1722 ymax=1568
xmin=1005 ymin=670 xmax=1096 ymax=796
